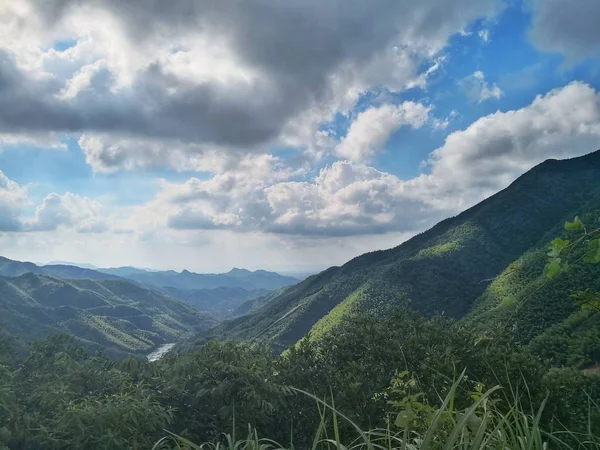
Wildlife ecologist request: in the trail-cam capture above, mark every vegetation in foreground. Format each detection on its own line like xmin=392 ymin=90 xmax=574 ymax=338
xmin=1 ymin=296 xmax=599 ymax=449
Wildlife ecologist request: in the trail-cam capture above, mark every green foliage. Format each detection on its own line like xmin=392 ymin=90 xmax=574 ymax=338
xmin=0 ymin=303 xmax=598 ymax=449
xmin=543 ymin=215 xmax=600 ymax=281
xmin=159 ymin=375 xmax=598 ymax=450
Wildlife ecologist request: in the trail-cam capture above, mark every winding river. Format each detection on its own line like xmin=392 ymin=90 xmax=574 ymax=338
xmin=147 ymin=343 xmax=176 ymax=362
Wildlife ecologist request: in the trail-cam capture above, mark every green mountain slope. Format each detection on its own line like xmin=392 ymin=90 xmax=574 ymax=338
xmin=465 ymin=197 xmax=600 ymax=369
xmin=0 ymin=273 xmax=216 ymax=357
xmin=209 ymin=150 xmax=600 ymax=353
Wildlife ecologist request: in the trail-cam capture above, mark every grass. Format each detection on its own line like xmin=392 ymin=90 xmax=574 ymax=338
xmin=153 ymin=373 xmax=600 ymax=450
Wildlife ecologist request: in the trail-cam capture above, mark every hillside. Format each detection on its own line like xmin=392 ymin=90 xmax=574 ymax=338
xmin=464 ymin=195 xmax=600 ymax=369
xmin=0 ymin=273 xmax=215 ymax=357
xmin=207 ymin=151 xmax=600 ymax=353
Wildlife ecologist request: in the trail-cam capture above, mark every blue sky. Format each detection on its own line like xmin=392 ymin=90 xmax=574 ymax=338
xmin=0 ymin=0 xmax=599 ymax=272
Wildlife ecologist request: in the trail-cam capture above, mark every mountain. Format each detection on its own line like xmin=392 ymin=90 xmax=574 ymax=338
xmin=161 ymin=286 xmax=270 ymax=318
xmin=98 ymin=266 xmax=299 ymax=292
xmin=97 ymin=266 xmax=162 ymax=277
xmin=44 ymin=261 xmax=99 ymax=270
xmin=207 ymin=150 xmax=600 ymax=353
xmin=0 ymin=257 xmax=296 ymax=319
xmin=0 ymin=273 xmax=215 ymax=357
xmin=0 ymin=257 xmax=124 ymax=281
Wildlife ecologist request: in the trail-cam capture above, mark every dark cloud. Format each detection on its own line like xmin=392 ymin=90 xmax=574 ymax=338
xmin=0 ymin=0 xmax=501 ymax=154
xmin=529 ymin=0 xmax=600 ymax=61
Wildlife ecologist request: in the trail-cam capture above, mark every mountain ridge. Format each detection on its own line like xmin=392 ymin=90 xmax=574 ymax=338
xmin=205 ymin=150 xmax=600 ymax=352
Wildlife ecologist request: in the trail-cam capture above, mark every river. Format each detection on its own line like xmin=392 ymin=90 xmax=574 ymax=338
xmin=147 ymin=343 xmax=176 ymax=362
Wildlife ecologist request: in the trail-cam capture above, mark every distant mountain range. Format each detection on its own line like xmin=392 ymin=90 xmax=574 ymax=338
xmin=44 ymin=260 xmax=100 ymax=270
xmin=97 ymin=266 xmax=299 ymax=291
xmin=206 ymin=150 xmax=600 ymax=355
xmin=0 ymin=256 xmax=300 ymax=321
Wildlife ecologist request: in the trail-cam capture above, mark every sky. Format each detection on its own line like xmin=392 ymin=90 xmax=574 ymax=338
xmin=0 ymin=0 xmax=599 ymax=273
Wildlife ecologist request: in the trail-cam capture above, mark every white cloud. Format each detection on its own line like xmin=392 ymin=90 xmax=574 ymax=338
xmin=419 ymin=81 xmax=600 ymax=210
xmin=460 ymin=71 xmax=503 ymax=103
xmin=529 ymin=0 xmax=600 ymax=62
xmin=157 ymin=160 xmax=444 ymax=237
xmin=57 ymin=59 xmax=107 ymax=100
xmin=0 ymin=170 xmax=28 ymax=231
xmin=336 ymin=102 xmax=431 ymax=162
xmin=78 ymin=134 xmax=220 ymax=173
xmin=478 ymin=29 xmax=490 ymax=42
xmin=24 ymin=193 xmax=109 ymax=233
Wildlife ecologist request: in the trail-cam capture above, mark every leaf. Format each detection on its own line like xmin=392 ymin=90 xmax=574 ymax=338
xmin=583 ymin=239 xmax=600 ymax=264
xmin=547 ymin=238 xmax=570 ymax=257
xmin=394 ymin=408 xmax=416 ymax=428
xmin=474 ymin=337 xmax=490 ymax=346
xmin=565 ymin=216 xmax=584 ymax=231
xmin=544 ymin=258 xmax=562 ymax=280
xmin=499 ymin=297 xmax=514 ymax=307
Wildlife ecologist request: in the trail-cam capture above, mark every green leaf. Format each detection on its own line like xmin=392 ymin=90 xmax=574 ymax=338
xmin=394 ymin=408 xmax=416 ymax=428
xmin=547 ymin=238 xmax=570 ymax=257
xmin=499 ymin=297 xmax=514 ymax=307
xmin=583 ymin=239 xmax=600 ymax=264
xmin=474 ymin=337 xmax=490 ymax=346
xmin=544 ymin=258 xmax=562 ymax=280
xmin=564 ymin=216 xmax=584 ymax=231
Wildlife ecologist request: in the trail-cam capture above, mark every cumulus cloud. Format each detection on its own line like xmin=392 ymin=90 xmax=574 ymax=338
xmin=336 ymin=102 xmax=431 ymax=162
xmin=141 ymin=82 xmax=600 ymax=237
xmin=459 ymin=71 xmax=503 ymax=103
xmin=0 ymin=170 xmax=28 ymax=231
xmin=529 ymin=0 xmax=600 ymax=61
xmin=0 ymin=0 xmax=502 ymax=168
xmin=25 ymin=193 xmax=109 ymax=233
xmin=419 ymin=81 xmax=600 ymax=210
xmin=162 ymin=161 xmax=444 ymax=237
